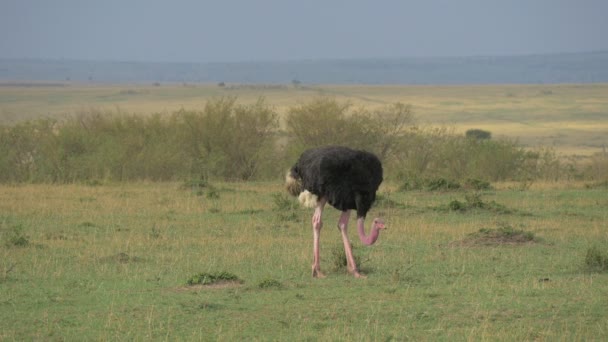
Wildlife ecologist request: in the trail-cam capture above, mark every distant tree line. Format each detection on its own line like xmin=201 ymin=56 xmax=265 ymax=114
xmin=0 ymin=97 xmax=605 ymax=184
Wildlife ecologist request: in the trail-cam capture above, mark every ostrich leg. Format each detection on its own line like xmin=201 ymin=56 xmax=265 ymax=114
xmin=338 ymin=211 xmax=365 ymax=278
xmin=312 ymin=198 xmax=327 ymax=278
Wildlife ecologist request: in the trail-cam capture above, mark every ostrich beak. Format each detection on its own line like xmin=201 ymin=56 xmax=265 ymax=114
xmin=374 ymin=218 xmax=386 ymax=230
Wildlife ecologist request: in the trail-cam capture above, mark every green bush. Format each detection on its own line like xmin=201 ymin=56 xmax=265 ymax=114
xmin=585 ymin=245 xmax=608 ymax=272
xmin=394 ymin=126 xmax=557 ymax=183
xmin=177 ymin=97 xmax=278 ymax=180
xmin=284 ymin=98 xmax=414 ymax=163
xmin=0 ymin=98 xmax=278 ymax=182
xmin=0 ymin=97 xmax=570 ymax=184
xmin=465 ymin=128 xmax=492 ymax=140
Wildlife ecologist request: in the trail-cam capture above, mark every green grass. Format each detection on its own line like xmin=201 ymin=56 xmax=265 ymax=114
xmin=1 ymin=182 xmax=607 ymax=340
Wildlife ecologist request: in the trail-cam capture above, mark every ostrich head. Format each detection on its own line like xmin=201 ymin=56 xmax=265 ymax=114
xmin=358 ymin=217 xmax=386 ymax=246
xmin=373 ymin=218 xmax=386 ymax=230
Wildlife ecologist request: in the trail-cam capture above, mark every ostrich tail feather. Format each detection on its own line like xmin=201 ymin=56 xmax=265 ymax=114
xmin=298 ymin=190 xmax=318 ymax=208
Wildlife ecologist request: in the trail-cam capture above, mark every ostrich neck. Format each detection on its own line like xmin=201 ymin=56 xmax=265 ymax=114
xmin=357 ymin=217 xmax=380 ymax=246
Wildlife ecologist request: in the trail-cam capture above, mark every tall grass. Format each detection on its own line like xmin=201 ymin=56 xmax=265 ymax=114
xmin=0 ymin=97 xmax=596 ymax=184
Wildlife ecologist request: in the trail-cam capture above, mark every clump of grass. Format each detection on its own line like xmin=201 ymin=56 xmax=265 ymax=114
xmin=182 ymin=177 xmax=220 ymax=199
xmin=0 ymin=262 xmax=16 ymax=283
xmin=149 ymin=226 xmax=162 ymax=239
xmin=426 ymin=178 xmax=461 ymax=191
xmin=85 ymin=179 xmax=103 ymax=186
xmin=4 ymin=224 xmax=30 ymax=247
xmin=585 ymin=245 xmax=608 ymax=272
xmin=271 ymin=192 xmax=299 ymax=221
xmin=79 ymin=221 xmax=96 ymax=228
xmin=400 ymin=178 xmax=492 ymax=192
xmin=453 ymin=224 xmax=538 ymax=246
xmin=464 ymin=178 xmax=493 ymax=190
xmin=258 ymin=278 xmax=283 ymax=289
xmin=444 ymin=193 xmax=512 ymax=214
xmin=99 ymin=252 xmax=143 ymax=264
xmin=400 ymin=177 xmax=461 ymax=191
xmin=205 ymin=187 xmax=220 ymax=199
xmin=182 ymin=177 xmax=209 ymax=191
xmin=203 ymin=185 xmax=222 ymax=213
xmin=330 ymin=244 xmax=364 ymax=272
xmin=272 ymin=192 xmax=298 ymax=211
xmin=584 ymin=180 xmax=608 ymax=189
xmin=186 ymin=271 xmax=241 ymax=286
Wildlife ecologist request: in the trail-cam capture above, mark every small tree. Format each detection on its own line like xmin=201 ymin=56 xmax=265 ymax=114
xmin=466 ymin=129 xmax=492 ymax=140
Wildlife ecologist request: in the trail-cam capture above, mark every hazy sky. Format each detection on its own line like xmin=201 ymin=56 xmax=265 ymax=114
xmin=2 ymin=0 xmax=607 ymax=63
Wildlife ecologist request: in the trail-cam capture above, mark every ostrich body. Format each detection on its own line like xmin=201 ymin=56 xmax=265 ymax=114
xmin=286 ymin=146 xmax=385 ymax=278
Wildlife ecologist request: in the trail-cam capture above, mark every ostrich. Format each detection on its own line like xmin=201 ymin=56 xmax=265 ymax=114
xmin=286 ymin=146 xmax=386 ymax=278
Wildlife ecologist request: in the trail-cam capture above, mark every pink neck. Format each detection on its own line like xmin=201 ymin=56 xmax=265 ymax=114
xmin=357 ymin=217 xmax=380 ymax=246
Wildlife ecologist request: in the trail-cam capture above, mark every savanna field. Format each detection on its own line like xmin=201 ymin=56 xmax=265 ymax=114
xmin=1 ymin=83 xmax=608 ymax=340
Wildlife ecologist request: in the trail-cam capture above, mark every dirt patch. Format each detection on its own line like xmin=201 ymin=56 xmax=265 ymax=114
xmin=450 ymin=226 xmax=539 ymax=247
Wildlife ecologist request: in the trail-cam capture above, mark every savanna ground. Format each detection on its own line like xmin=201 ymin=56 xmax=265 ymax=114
xmin=1 ymin=83 xmax=608 ymax=340
xmin=1 ymin=181 xmax=607 ymax=340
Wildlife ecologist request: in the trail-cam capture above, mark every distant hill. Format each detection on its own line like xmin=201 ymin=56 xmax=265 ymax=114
xmin=1 ymin=51 xmax=607 ymax=85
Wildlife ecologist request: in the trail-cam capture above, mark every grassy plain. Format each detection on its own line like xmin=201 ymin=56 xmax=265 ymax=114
xmin=1 ymin=82 xmax=607 ymax=339
xmin=1 ymin=181 xmax=607 ymax=340
xmin=1 ymin=83 xmax=608 ymax=156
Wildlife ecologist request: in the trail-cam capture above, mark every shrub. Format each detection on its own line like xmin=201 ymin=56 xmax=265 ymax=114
xmin=585 ymin=245 xmax=608 ymax=271
xmin=466 ymin=129 xmax=492 ymax=140
xmin=0 ymin=97 xmax=578 ymax=184
xmin=393 ymin=127 xmax=550 ymax=183
xmin=177 ymin=97 xmax=278 ymax=180
xmin=284 ymin=98 xmax=414 ymax=163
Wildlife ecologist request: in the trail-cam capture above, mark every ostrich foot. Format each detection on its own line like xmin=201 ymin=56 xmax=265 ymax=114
xmin=348 ymin=267 xmax=367 ymax=279
xmin=312 ymin=266 xmax=326 ymax=278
